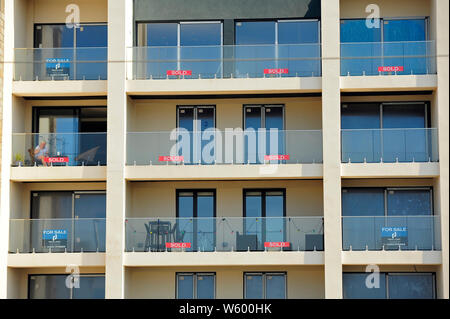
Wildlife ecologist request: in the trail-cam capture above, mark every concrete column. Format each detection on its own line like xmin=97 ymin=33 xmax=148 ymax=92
xmin=432 ymin=0 xmax=449 ymax=299
xmin=321 ymin=0 xmax=342 ymax=299
xmin=106 ymin=0 xmax=133 ymax=299
xmin=0 ymin=0 xmax=15 ymax=299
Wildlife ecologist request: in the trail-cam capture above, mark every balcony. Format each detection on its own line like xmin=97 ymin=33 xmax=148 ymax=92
xmin=14 ymin=47 xmax=108 ymax=81
xmin=12 ymin=133 xmax=107 ymax=167
xmin=341 ymin=128 xmax=439 ymax=163
xmin=127 ymin=130 xmax=323 ymax=165
xmin=127 ymin=44 xmax=321 ymax=80
xmin=340 ymin=41 xmax=436 ymax=76
xmin=125 ymin=217 xmax=324 ymax=253
xmin=9 ymin=218 xmax=106 ymax=254
xmin=342 ymin=216 xmax=441 ymax=251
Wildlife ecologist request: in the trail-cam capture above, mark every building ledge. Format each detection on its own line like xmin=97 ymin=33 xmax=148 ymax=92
xmin=340 ymin=74 xmax=437 ymax=92
xmin=342 ymin=250 xmax=442 ymax=265
xmin=125 ymin=163 xmax=323 ymax=181
xmin=124 ymin=251 xmax=324 ymax=267
xmin=10 ymin=166 xmax=107 ymax=182
xmin=7 ymin=252 xmax=106 ymax=268
xmin=341 ymin=162 xmax=439 ymax=178
xmin=126 ymin=77 xmax=322 ymax=95
xmin=12 ymin=80 xmax=107 ymax=97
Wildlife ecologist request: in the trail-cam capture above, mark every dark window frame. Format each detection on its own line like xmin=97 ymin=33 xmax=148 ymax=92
xmin=176 ymin=189 xmax=217 ymax=251
xmin=32 ymin=106 xmax=107 ymax=133
xmin=339 ymin=17 xmax=430 ymax=43
xmin=175 ymin=272 xmax=216 ymax=299
xmin=33 ymin=22 xmax=108 ymax=49
xmin=341 ymin=186 xmax=434 ymax=217
xmin=243 ymin=272 xmax=287 ymax=299
xmin=342 ymin=272 xmax=436 ymax=299
xmin=27 ymin=273 xmax=105 ymax=299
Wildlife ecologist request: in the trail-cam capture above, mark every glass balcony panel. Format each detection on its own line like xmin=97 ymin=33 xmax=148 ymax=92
xmin=127 ymin=130 xmax=322 ymax=165
xmin=9 ymin=218 xmax=106 ymax=253
xmin=341 ymin=128 xmax=438 ymax=163
xmin=340 ymin=41 xmax=436 ymax=76
xmin=124 ymin=217 xmax=324 ymax=252
xmin=12 ymin=133 xmax=107 ymax=167
xmin=14 ymin=47 xmax=107 ymax=81
xmin=342 ymin=216 xmax=441 ymax=251
xmin=128 ymin=44 xmax=321 ymax=80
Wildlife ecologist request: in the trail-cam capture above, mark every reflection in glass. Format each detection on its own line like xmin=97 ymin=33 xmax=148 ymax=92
xmin=245 ymin=274 xmax=263 ymax=299
xmin=266 ymin=274 xmax=286 ymax=299
xmin=29 ymin=275 xmax=105 ymax=299
xmin=177 ymin=274 xmax=194 ymax=299
xmin=196 ymin=274 xmax=215 ymax=299
xmin=177 ymin=191 xmax=215 ymax=252
xmin=388 ymin=274 xmax=434 ymax=299
xmin=343 ymin=273 xmax=387 ymax=299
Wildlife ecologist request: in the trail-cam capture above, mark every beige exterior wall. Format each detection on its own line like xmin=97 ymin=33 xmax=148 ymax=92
xmin=0 ymin=0 xmax=448 ymax=300
xmin=340 ymin=0 xmax=431 ymax=19
xmin=125 ymin=266 xmax=324 ymax=299
xmin=129 ymin=97 xmax=322 ymax=132
xmin=10 ymin=182 xmax=106 ymax=219
xmin=14 ymin=0 xmax=107 ymax=48
xmin=127 ymin=180 xmax=323 ymax=218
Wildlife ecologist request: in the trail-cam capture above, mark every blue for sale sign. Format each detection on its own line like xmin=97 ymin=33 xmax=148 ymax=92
xmin=42 ymin=229 xmax=68 ymax=248
xmin=381 ymin=227 xmax=408 ymax=246
xmin=46 ymin=58 xmax=70 ymax=77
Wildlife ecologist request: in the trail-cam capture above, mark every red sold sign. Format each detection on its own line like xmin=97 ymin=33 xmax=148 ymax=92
xmin=264 ymin=242 xmax=290 ymax=248
xmin=166 ymin=242 xmax=191 ymax=249
xmin=159 ymin=156 xmax=184 ymax=162
xmin=378 ymin=66 xmax=404 ymax=72
xmin=167 ymin=70 xmax=192 ymax=76
xmin=264 ymin=68 xmax=289 ymax=74
xmin=44 ymin=157 xmax=69 ymax=163
xmin=264 ymin=155 xmax=290 ymax=161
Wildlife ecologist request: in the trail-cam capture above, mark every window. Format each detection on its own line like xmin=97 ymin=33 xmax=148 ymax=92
xmin=244 ymin=105 xmax=285 ymax=164
xmin=343 ymin=273 xmax=435 ymax=299
xmin=244 ymin=273 xmax=286 ymax=299
xmin=342 ymin=187 xmax=433 ymax=216
xmin=243 ymin=189 xmax=285 ymax=250
xmin=33 ymin=23 xmax=107 ymax=80
xmin=137 ymin=21 xmax=222 ymax=78
xmin=30 ymin=191 xmax=106 ymax=252
xmin=177 ymin=106 xmax=215 ymax=164
xmin=235 ymin=20 xmax=320 ymax=77
xmin=342 ymin=187 xmax=435 ymax=250
xmin=32 ymin=107 xmax=107 ymax=166
xmin=28 ymin=274 xmax=105 ymax=299
xmin=341 ymin=102 xmax=432 ymax=163
xmin=176 ymin=273 xmax=215 ymax=299
xmin=340 ymin=18 xmax=429 ymax=75
xmin=177 ymin=190 xmax=216 ymax=251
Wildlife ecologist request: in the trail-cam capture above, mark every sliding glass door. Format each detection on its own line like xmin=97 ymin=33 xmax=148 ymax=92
xmin=244 ymin=105 xmax=284 ymax=164
xmin=33 ymin=107 xmax=107 ymax=166
xmin=235 ymin=20 xmax=320 ymax=77
xmin=177 ymin=190 xmax=216 ymax=252
xmin=29 ymin=274 xmax=105 ymax=299
xmin=244 ymin=190 xmax=285 ymax=250
xmin=342 ymin=187 xmax=434 ymax=250
xmin=30 ymin=191 xmax=106 ymax=253
xmin=34 ymin=23 xmax=107 ymax=80
xmin=139 ymin=21 xmax=222 ymax=78
xmin=340 ymin=18 xmax=429 ymax=75
xmin=341 ymin=102 xmax=431 ymax=163
xmin=177 ymin=106 xmax=215 ymax=164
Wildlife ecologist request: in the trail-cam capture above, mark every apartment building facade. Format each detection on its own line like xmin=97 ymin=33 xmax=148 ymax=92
xmin=0 ymin=0 xmax=448 ymax=299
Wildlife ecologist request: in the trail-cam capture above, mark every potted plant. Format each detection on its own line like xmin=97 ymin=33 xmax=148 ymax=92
xmin=13 ymin=153 xmax=25 ymax=166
